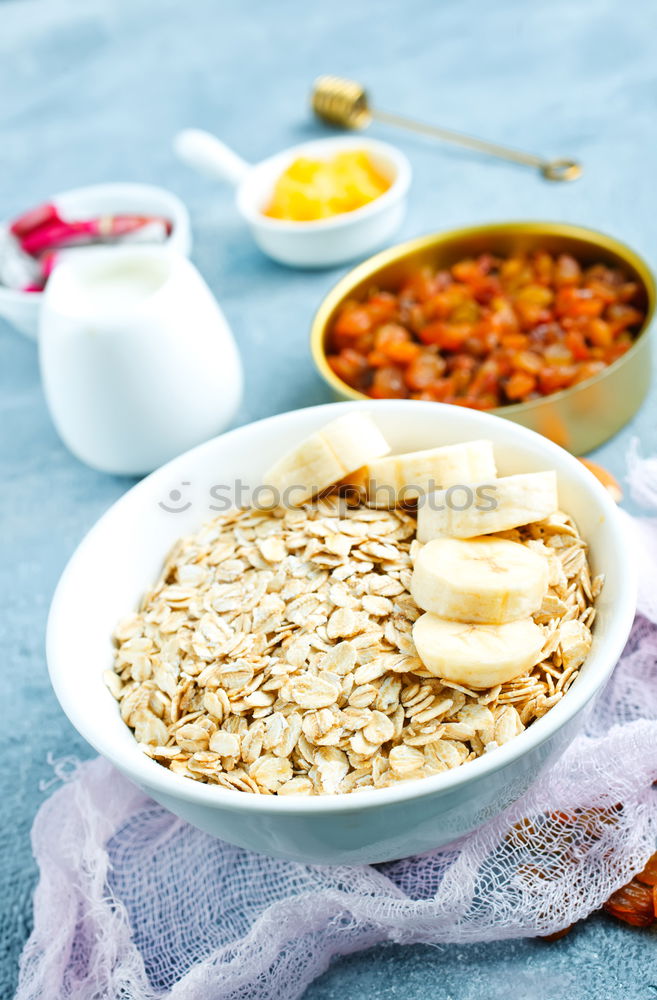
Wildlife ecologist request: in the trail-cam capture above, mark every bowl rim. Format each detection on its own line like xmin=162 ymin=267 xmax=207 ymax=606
xmin=236 ymin=135 xmax=412 ymax=234
xmin=47 ymin=399 xmax=637 ymax=815
xmin=0 ymin=181 xmax=191 ymax=304
xmin=309 ymin=220 xmax=656 ymax=411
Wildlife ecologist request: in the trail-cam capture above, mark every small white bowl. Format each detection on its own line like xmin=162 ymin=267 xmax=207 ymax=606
xmin=0 ymin=182 xmax=192 ymax=340
xmin=175 ymin=129 xmax=411 ymax=269
xmin=47 ymin=400 xmax=635 ymax=865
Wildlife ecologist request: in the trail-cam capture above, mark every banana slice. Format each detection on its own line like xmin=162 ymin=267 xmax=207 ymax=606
xmin=262 ymin=413 xmax=390 ymax=506
xmin=413 ymin=613 xmax=545 ymax=688
xmin=417 ymin=470 xmax=558 ymax=541
xmin=350 ymin=440 xmax=497 ymax=507
xmin=411 ymin=536 xmax=549 ymax=624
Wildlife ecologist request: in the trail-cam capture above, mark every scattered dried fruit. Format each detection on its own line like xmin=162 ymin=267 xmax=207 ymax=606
xmin=603 ymin=851 xmax=657 ymax=927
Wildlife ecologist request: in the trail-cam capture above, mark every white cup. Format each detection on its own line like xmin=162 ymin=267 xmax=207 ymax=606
xmin=39 ymin=246 xmax=243 ymax=475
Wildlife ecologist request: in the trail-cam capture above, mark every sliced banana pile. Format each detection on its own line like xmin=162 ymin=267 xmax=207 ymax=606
xmin=412 ymin=465 xmax=558 ymax=689
xmin=262 ymin=415 xmax=498 ymax=509
xmin=262 ymin=411 xmax=566 ymax=690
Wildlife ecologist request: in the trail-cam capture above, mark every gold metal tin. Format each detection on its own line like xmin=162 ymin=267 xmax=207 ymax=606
xmin=310 ymin=221 xmax=655 ymax=455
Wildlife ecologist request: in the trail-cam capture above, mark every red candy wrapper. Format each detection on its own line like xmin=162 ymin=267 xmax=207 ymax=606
xmin=18 ymin=214 xmax=172 ymax=256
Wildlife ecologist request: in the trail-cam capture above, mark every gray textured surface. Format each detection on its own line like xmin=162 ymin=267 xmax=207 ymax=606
xmin=2 ymin=0 xmax=657 ymax=996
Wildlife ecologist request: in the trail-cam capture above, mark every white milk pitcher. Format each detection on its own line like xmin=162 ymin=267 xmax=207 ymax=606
xmin=39 ymin=246 xmax=243 ymax=475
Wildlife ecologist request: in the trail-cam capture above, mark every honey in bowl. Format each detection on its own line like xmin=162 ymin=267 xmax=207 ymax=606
xmin=264 ymin=150 xmax=391 ymax=222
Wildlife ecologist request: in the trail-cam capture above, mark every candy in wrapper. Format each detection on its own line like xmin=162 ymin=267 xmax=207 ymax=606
xmin=18 ymin=214 xmax=172 ymax=256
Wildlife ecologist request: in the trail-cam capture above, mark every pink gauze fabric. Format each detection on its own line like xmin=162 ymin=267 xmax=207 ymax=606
xmin=15 ymin=444 xmax=657 ymax=1000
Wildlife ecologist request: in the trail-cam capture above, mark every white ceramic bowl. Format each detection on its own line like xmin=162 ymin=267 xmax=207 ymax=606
xmin=0 ymin=182 xmax=192 ymax=340
xmin=175 ymin=130 xmax=411 ymax=268
xmin=47 ymin=400 xmax=635 ymax=865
